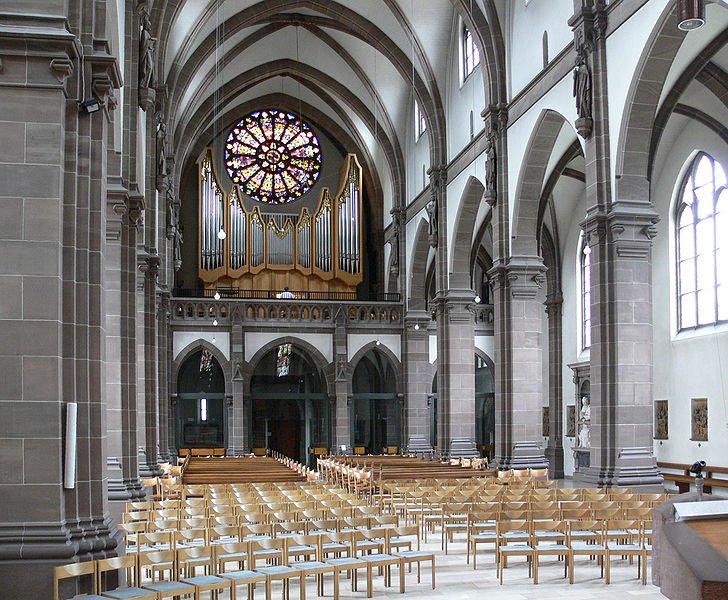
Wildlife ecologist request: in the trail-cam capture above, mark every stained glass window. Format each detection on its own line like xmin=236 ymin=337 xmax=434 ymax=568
xmin=225 ymin=110 xmax=322 ymax=205
xmin=276 ymin=343 xmax=292 ymax=378
xmin=676 ymin=153 xmax=727 ymax=330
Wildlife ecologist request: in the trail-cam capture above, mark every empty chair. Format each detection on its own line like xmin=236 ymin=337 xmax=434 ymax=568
xmin=388 ymin=526 xmax=435 ymax=588
xmin=139 ymin=551 xmax=196 ymax=600
xmin=531 ymin=521 xmax=569 ymax=584
xmin=497 ymin=520 xmax=533 ymax=585
xmin=54 ymin=561 xmax=104 ymax=600
xmin=216 ymin=541 xmax=249 ymax=573
xmin=287 ymin=535 xmax=336 ymax=599
xmin=568 ymin=520 xmax=609 ymax=584
xmin=321 ymin=532 xmax=368 ymax=594
xmin=353 ymin=530 xmax=405 ymax=598
xmin=96 ymin=555 xmax=156 ymax=600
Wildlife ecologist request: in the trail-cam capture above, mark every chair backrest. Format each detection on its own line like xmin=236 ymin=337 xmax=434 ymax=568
xmin=248 ymin=537 xmax=287 ymax=562
xmin=389 ymin=525 xmax=420 ymax=551
xmin=137 ymin=531 xmax=173 ymax=551
xmin=217 ymin=541 xmax=248 ymax=556
xmin=54 ymin=561 xmax=96 ymax=600
xmin=97 ymin=555 xmax=138 ymax=591
xmin=139 ymin=550 xmax=177 ymax=580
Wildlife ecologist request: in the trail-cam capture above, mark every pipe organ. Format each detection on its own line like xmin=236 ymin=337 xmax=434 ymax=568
xmin=198 ymin=149 xmax=363 ymax=292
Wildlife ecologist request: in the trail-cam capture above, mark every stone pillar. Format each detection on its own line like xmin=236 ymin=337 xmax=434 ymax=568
xmin=138 ymin=254 xmax=161 ymax=476
xmin=403 ymin=311 xmax=432 ymax=453
xmin=105 ymin=185 xmax=143 ymax=500
xmin=490 ymin=260 xmax=548 ymax=469
xmin=156 ymin=292 xmax=170 ymax=462
xmin=581 ymin=208 xmax=662 ymax=486
xmin=570 ymin=0 xmax=661 ymax=486
xmin=0 ymin=12 xmax=120 ymax=596
xmin=333 ymin=312 xmax=350 ymax=450
xmin=544 ymin=295 xmax=564 ymax=478
xmin=229 ymin=322 xmax=246 ymax=455
xmin=435 ymin=292 xmax=478 ymax=457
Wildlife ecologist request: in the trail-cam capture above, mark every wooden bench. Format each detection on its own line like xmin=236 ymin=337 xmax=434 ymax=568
xmin=657 ymin=461 xmax=728 ymax=494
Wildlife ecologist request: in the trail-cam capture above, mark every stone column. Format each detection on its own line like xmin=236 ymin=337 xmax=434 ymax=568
xmin=570 ymin=0 xmax=661 ymax=486
xmin=156 ymin=292 xmax=170 ymax=462
xmin=229 ymin=322 xmax=246 ymax=455
xmin=138 ymin=254 xmax=161 ymax=476
xmin=105 ymin=185 xmax=143 ymax=500
xmin=544 ymin=295 xmax=564 ymax=478
xmin=403 ymin=311 xmax=432 ymax=453
xmin=490 ymin=260 xmax=549 ymax=469
xmin=435 ymin=292 xmax=478 ymax=457
xmin=0 ymin=12 xmax=120 ymax=596
xmin=333 ymin=311 xmax=350 ymax=450
xmin=581 ymin=208 xmax=662 ymax=486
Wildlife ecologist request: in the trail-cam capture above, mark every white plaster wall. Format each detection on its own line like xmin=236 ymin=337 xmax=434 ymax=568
xmin=508 ymin=0 xmax=574 ymax=98
xmin=348 ymin=334 xmax=401 ymax=362
xmin=405 ymin=210 xmax=428 ymax=307
xmin=174 ymin=331 xmax=230 ymax=361
xmin=605 ymin=0 xmax=669 ymax=199
xmin=244 ymin=332 xmax=332 ymax=364
xmin=506 ymin=76 xmax=577 ymax=247
xmin=474 ymin=335 xmax=494 ymax=361
xmin=429 ymin=334 xmax=437 ymax=364
xmin=405 ymin=101 xmax=433 ymax=202
xmin=650 ymin=118 xmax=728 ymax=469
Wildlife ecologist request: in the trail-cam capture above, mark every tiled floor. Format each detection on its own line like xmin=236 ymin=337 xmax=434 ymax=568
xmin=262 ymin=535 xmax=668 ymax=600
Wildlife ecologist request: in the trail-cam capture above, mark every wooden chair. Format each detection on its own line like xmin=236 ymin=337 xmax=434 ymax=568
xmin=287 ymin=535 xmax=336 ymax=600
xmin=176 ymin=546 xmax=232 ymax=599
xmin=216 ymin=541 xmax=249 ymax=573
xmin=249 ymin=538 xmax=300 ymax=600
xmin=387 ymin=526 xmax=435 ymax=588
xmin=353 ymin=530 xmax=405 ymax=598
xmin=321 ymin=532 xmax=367 ymax=594
xmin=497 ymin=520 xmax=533 ymax=584
xmin=138 ymin=550 xmax=196 ymax=599
xmin=53 ymin=561 xmax=104 ymax=600
xmin=567 ymin=520 xmax=609 ymax=584
xmin=466 ymin=507 xmax=499 ymax=569
xmin=605 ymin=519 xmax=647 ymax=584
xmin=532 ymin=520 xmax=569 ymax=584
xmin=96 ymin=555 xmax=156 ymax=600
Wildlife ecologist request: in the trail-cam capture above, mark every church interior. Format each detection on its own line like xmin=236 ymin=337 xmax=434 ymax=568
xmin=2 ymin=0 xmax=728 ymax=598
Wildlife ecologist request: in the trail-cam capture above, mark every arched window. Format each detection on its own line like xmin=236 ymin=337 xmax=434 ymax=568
xmin=580 ymin=234 xmax=592 ymax=349
xmin=676 ymin=153 xmax=728 ymax=330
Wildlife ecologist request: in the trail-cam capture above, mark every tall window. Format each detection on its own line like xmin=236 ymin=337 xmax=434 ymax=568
xmin=462 ymin=25 xmax=480 ymax=80
xmin=581 ymin=236 xmax=592 ymax=349
xmin=676 ymin=153 xmax=728 ymax=330
xmin=414 ymin=100 xmax=427 ymax=141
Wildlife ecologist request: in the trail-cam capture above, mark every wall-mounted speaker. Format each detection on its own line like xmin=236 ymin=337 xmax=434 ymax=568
xmin=64 ymin=402 xmax=77 ymax=489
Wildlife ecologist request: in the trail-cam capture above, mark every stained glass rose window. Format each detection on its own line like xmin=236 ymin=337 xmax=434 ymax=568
xmin=225 ymin=109 xmax=322 ymax=204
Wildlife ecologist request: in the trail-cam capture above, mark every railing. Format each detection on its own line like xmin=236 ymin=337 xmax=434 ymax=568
xmin=171 ymin=298 xmax=403 ymax=325
xmin=174 ymin=288 xmax=401 ymax=302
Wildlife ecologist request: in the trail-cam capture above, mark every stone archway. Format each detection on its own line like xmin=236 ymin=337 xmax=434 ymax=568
xmin=450 ymin=176 xmax=486 ymax=290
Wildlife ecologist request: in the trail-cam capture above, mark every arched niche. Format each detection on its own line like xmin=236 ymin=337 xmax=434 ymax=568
xmin=176 ymin=348 xmax=226 ymax=450
xmin=248 ymin=344 xmax=329 ymax=463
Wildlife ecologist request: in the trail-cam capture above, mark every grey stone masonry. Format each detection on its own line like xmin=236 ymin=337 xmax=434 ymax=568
xmin=434 ymin=290 xmax=478 ymax=458
xmin=489 ymin=259 xmax=548 ymax=469
xmin=581 ymin=206 xmax=663 ymax=487
xmin=0 ymin=9 xmax=122 ymax=598
xmin=403 ymin=311 xmax=431 ymax=444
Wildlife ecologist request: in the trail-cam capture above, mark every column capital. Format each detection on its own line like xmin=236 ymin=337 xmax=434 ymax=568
xmin=488 ymin=258 xmax=547 ymax=299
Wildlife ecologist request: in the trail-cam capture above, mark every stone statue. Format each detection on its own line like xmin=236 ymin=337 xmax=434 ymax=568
xmin=484 ymin=128 xmax=497 ymax=194
xmin=573 ymin=45 xmax=592 ymax=121
xmin=577 ymin=395 xmax=591 ymax=448
xmin=139 ymin=9 xmax=155 ymax=90
xmin=166 ymin=188 xmax=178 ymax=239
xmin=390 ymin=219 xmax=400 ymax=269
xmin=579 ymin=395 xmax=590 ymax=422
xmin=426 ymin=197 xmax=438 ymax=248
xmin=156 ymin=112 xmax=168 ymax=183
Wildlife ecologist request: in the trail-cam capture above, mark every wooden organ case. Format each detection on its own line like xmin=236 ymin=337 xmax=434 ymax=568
xmin=198 ymin=148 xmax=364 ymax=294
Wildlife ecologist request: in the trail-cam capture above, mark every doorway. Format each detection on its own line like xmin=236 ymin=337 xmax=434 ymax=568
xmin=351 ymin=349 xmax=400 ymax=454
xmin=249 ymin=344 xmax=329 ymax=463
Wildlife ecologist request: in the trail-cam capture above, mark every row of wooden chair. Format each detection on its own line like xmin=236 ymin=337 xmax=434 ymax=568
xmin=57 ymin=527 xmax=435 ymax=600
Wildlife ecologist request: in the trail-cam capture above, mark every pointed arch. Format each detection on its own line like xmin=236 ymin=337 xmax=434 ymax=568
xmin=349 ymin=343 xmax=403 ymax=394
xmin=172 ymin=339 xmax=232 ymax=396
xmin=408 ymin=218 xmax=431 ymax=311
xmin=511 ymin=109 xmax=573 ymax=256
xmin=450 ymin=176 xmax=486 ymax=290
